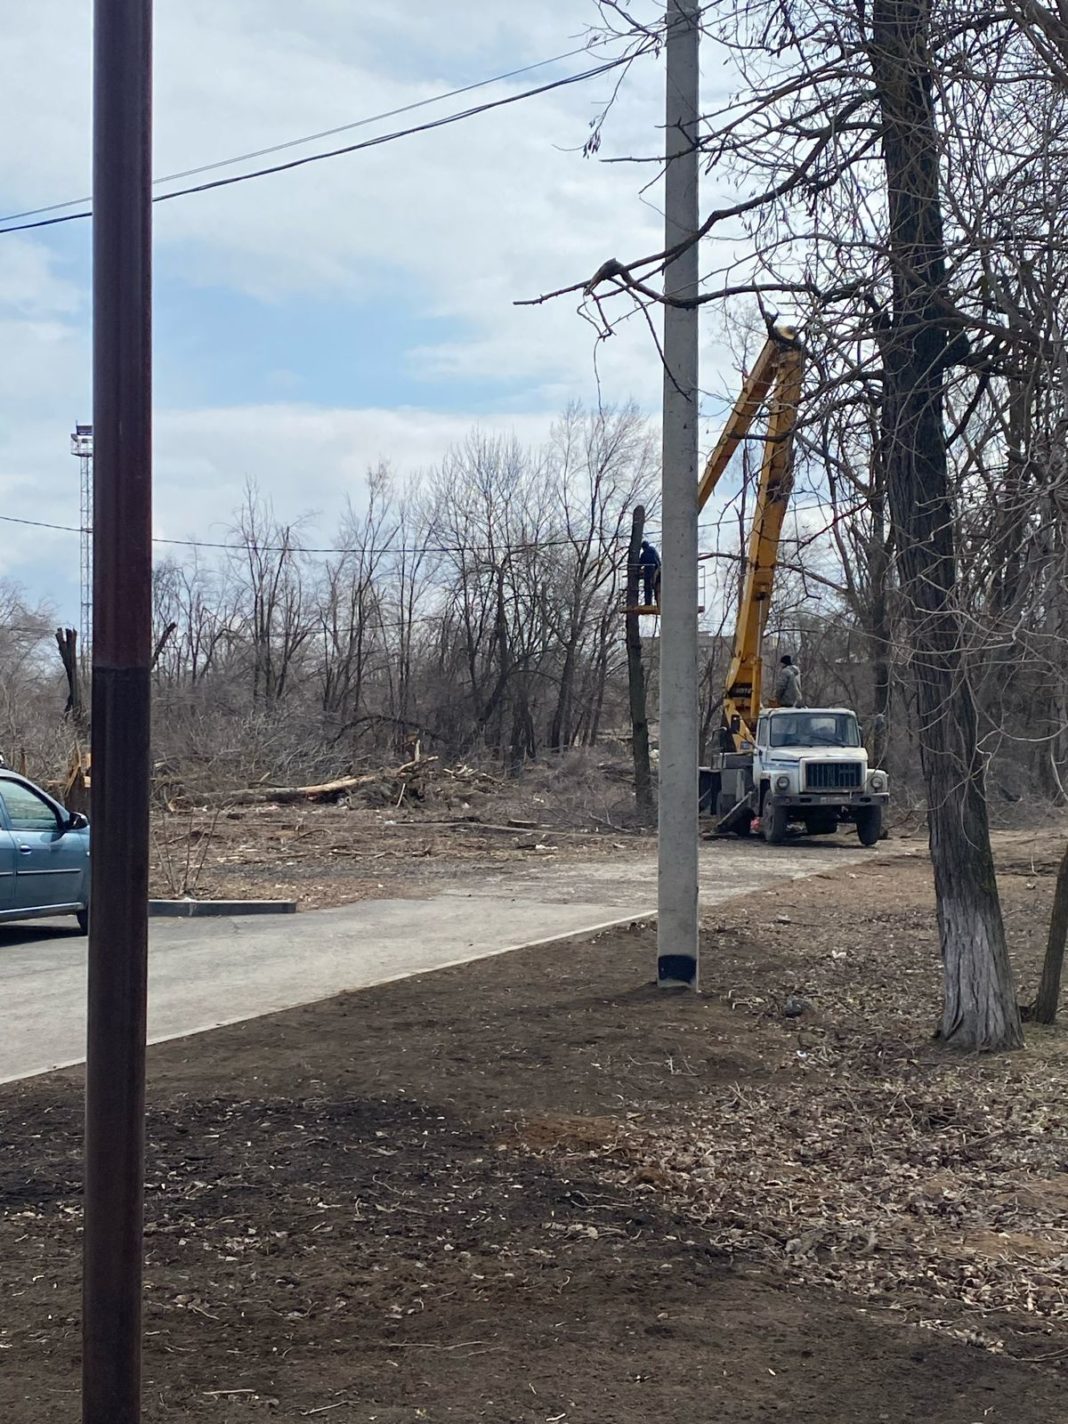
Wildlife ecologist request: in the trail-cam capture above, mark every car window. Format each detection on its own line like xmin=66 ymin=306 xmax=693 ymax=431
xmin=0 ymin=781 xmax=61 ymax=832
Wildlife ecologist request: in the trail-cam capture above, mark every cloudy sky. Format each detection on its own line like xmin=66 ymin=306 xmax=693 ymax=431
xmin=0 ymin=1 xmax=747 ymax=622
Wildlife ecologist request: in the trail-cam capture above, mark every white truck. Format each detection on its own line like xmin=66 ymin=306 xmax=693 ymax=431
xmin=710 ymin=706 xmax=889 ymax=846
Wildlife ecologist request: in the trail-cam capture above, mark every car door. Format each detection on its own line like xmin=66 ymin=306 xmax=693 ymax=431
xmin=0 ymin=780 xmax=86 ymax=911
xmin=0 ymin=815 xmax=16 ymax=910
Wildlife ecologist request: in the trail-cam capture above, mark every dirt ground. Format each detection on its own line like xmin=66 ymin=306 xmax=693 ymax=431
xmin=149 ymin=760 xmax=645 ymax=909
xmin=3 ymin=838 xmax=1067 ymax=1422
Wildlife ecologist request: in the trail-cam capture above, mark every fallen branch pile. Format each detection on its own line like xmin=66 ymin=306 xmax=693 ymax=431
xmin=189 ymin=757 xmax=502 ymax=809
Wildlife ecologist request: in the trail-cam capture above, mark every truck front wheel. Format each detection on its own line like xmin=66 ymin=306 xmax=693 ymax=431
xmin=855 ymin=806 xmax=882 ymax=847
xmin=763 ymin=802 xmax=789 ymax=845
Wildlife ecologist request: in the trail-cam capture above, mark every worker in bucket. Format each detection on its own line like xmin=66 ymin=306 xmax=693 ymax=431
xmin=637 ymin=540 xmax=661 ymax=606
xmin=774 ymin=654 xmax=803 ymax=707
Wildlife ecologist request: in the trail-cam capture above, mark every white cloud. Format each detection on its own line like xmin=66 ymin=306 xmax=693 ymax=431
xmin=0 ymin=239 xmax=82 ymax=319
xmin=0 ymin=0 xmax=752 ymax=615
xmin=141 ymin=4 xmax=674 ymax=411
xmin=152 ymin=402 xmax=574 ymax=542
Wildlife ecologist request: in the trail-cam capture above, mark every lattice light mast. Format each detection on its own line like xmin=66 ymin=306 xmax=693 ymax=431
xmin=70 ymin=423 xmax=94 ymax=662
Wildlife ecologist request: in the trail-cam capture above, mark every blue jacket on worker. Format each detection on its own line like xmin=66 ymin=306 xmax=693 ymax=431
xmin=638 ymin=540 xmax=661 ymax=605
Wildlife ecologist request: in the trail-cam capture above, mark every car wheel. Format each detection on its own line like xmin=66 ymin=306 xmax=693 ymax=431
xmin=76 ymin=907 xmax=89 ymax=935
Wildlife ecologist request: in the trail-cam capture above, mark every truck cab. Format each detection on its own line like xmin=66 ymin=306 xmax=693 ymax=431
xmin=711 ymin=707 xmax=889 ymax=846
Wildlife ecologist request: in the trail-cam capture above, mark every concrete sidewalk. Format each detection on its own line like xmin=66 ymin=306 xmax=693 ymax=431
xmin=0 ymin=836 xmax=883 ymax=1083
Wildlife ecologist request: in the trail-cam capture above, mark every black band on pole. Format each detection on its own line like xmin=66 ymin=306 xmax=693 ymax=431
xmin=657 ymin=953 xmax=698 ymax=987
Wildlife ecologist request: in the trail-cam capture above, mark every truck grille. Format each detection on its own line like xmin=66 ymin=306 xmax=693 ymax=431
xmin=804 ymin=762 xmax=863 ymax=791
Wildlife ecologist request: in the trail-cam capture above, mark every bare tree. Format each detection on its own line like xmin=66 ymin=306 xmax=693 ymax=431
xmin=1032 ymin=840 xmax=1068 ymax=1023
xmin=230 ymin=482 xmax=313 ymax=708
xmin=515 ymin=0 xmax=1068 ymax=1046
xmin=868 ymin=0 xmax=1021 ymax=1047
xmin=316 ymin=467 xmax=397 ymax=754
xmin=545 ymin=403 xmax=654 ymax=750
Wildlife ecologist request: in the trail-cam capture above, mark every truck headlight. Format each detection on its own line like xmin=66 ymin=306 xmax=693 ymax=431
xmin=774 ymin=774 xmax=791 ymax=791
xmin=869 ymin=772 xmax=886 ymax=792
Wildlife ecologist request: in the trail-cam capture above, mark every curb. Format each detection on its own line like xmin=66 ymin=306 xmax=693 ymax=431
xmin=148 ymin=899 xmax=297 ymax=918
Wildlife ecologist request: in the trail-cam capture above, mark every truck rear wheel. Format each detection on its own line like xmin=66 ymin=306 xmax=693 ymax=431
xmin=856 ymin=806 xmax=882 ymax=847
xmin=763 ymin=802 xmax=788 ymax=845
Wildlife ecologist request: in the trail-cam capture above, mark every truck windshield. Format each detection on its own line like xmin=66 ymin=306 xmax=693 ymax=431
xmin=769 ymin=713 xmax=861 ymax=748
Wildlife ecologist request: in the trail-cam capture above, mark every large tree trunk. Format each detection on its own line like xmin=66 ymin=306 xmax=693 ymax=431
xmin=583 ymin=610 xmax=614 ymax=748
xmin=865 ymin=452 xmax=892 ymax=774
xmin=870 ymin=0 xmax=1022 ymax=1049
xmin=550 ymin=639 xmax=578 ymax=753
xmin=55 ymin=626 xmax=89 ymax=735
xmin=626 ymin=507 xmax=654 ymax=822
xmin=1033 ymin=841 xmax=1068 ymax=1024
xmin=1036 ymin=516 xmax=1068 ymax=802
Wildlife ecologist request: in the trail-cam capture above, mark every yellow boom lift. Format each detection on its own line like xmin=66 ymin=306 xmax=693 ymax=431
xmin=649 ymin=323 xmax=890 ymax=846
xmin=697 ymin=325 xmax=804 ymax=751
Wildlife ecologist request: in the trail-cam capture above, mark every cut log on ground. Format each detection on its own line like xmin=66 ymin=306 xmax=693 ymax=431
xmin=197 ymin=759 xmax=437 ymax=808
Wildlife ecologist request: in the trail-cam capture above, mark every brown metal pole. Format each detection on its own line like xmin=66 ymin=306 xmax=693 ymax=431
xmin=83 ymin=1 xmax=153 ymax=1421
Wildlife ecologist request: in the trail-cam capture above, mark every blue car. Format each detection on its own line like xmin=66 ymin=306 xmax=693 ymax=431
xmin=0 ymin=770 xmax=90 ymax=933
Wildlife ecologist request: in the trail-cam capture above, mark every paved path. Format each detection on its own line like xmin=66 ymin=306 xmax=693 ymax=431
xmin=0 ymin=837 xmax=883 ymax=1083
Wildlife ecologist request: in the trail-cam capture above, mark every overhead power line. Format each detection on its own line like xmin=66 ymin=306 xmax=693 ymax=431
xmin=0 ymin=48 xmax=651 ymax=238
xmin=0 ymin=41 xmax=620 ymax=226
xmin=0 ymin=510 xmax=653 ymax=558
xmin=0 ymin=502 xmax=834 ymax=558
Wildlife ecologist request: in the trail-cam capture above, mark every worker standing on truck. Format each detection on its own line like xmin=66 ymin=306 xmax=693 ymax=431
xmin=638 ymin=540 xmax=661 ymax=606
xmin=774 ymin=655 xmax=803 ymax=707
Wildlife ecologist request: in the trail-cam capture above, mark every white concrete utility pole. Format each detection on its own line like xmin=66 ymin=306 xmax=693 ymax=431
xmin=657 ymin=0 xmax=701 ymax=989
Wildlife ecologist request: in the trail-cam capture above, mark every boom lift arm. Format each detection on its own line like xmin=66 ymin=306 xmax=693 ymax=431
xmin=698 ymin=326 xmax=803 ymax=750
